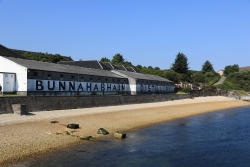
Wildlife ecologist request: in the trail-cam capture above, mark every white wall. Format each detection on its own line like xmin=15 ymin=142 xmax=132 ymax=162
xmin=111 ymin=70 xmax=136 ymax=94
xmin=111 ymin=70 xmax=175 ymax=94
xmin=0 ymin=74 xmax=3 ymax=91
xmin=0 ymin=56 xmax=27 ymax=92
xmin=0 ymin=73 xmax=15 ymax=92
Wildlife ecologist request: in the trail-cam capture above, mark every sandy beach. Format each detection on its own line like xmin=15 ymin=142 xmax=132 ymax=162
xmin=0 ymin=96 xmax=249 ymax=166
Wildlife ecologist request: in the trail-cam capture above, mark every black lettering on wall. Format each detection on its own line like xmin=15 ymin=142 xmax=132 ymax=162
xmin=69 ymin=82 xmax=75 ymax=91
xmin=93 ymin=84 xmax=99 ymax=91
xmin=121 ymin=84 xmax=125 ymax=91
xmin=36 ymin=80 xmax=44 ymax=90
xmin=107 ymin=84 xmax=111 ymax=91
xmin=141 ymin=85 xmax=144 ymax=91
xmin=48 ymin=81 xmax=55 ymax=90
xmin=112 ymin=85 xmax=117 ymax=91
xmin=59 ymin=81 xmax=65 ymax=91
xmin=77 ymin=83 xmax=84 ymax=91
xmin=86 ymin=82 xmax=92 ymax=91
xmin=101 ymin=84 xmax=105 ymax=91
xmin=148 ymin=85 xmax=151 ymax=92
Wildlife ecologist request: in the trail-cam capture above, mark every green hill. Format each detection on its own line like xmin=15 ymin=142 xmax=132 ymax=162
xmin=11 ymin=49 xmax=73 ymax=63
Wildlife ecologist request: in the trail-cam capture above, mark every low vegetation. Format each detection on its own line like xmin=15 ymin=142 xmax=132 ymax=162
xmin=218 ymin=71 xmax=250 ymax=92
xmin=12 ymin=49 xmax=72 ymax=63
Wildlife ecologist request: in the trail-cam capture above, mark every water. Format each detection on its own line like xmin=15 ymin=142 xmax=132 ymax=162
xmin=17 ymin=106 xmax=250 ymax=167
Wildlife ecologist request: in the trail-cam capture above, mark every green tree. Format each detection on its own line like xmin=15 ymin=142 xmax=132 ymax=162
xmin=202 ymin=60 xmax=214 ymax=74
xmin=224 ymin=64 xmax=239 ymax=76
xmin=111 ymin=53 xmax=124 ymax=64
xmin=165 ymin=70 xmax=180 ymax=83
xmin=154 ymin=67 xmax=160 ymax=70
xmin=171 ymin=52 xmax=189 ymax=74
xmin=100 ymin=57 xmax=111 ymax=62
xmin=148 ymin=66 xmax=153 ymax=70
xmin=191 ymin=72 xmax=206 ymax=83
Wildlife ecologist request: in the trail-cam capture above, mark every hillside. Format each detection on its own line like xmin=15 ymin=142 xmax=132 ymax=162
xmin=240 ymin=66 xmax=250 ymax=72
xmin=11 ymin=49 xmax=73 ymax=63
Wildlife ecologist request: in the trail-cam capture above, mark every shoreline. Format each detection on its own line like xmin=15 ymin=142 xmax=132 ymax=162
xmin=0 ymin=96 xmax=249 ymax=166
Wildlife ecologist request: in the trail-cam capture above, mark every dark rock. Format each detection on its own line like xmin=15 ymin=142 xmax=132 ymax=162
xmin=97 ymin=128 xmax=109 ymax=135
xmin=67 ymin=124 xmax=79 ymax=129
xmin=50 ymin=121 xmax=59 ymax=123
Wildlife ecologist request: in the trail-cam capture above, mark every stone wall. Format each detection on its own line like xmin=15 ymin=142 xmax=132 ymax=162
xmin=0 ymin=94 xmax=191 ymax=114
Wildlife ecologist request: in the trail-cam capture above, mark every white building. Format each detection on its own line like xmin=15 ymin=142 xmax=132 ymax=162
xmin=0 ymin=44 xmax=175 ymax=96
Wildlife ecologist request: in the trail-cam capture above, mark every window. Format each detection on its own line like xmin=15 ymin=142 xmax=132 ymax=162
xmin=5 ymin=74 xmax=8 ymax=77
xmin=71 ymin=75 xmax=75 ymax=79
xmin=105 ymin=78 xmax=108 ymax=81
xmin=60 ymin=74 xmax=64 ymax=78
xmin=48 ymin=73 xmax=51 ymax=77
xmin=34 ymin=72 xmax=38 ymax=76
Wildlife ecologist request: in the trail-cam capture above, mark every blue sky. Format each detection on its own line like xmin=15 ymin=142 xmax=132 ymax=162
xmin=0 ymin=0 xmax=249 ymax=71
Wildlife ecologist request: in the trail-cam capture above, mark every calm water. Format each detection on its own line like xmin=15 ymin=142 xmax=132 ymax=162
xmin=15 ymin=106 xmax=250 ymax=167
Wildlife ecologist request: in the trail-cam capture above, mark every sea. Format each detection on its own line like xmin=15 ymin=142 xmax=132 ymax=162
xmin=14 ymin=106 xmax=250 ymax=167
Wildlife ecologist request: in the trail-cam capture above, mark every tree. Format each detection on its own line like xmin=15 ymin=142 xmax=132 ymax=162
xmin=148 ymin=66 xmax=153 ymax=70
xmin=154 ymin=67 xmax=160 ymax=70
xmin=100 ymin=57 xmax=111 ymax=62
xmin=224 ymin=64 xmax=239 ymax=76
xmin=165 ymin=70 xmax=180 ymax=83
xmin=111 ymin=53 xmax=124 ymax=64
xmin=191 ymin=72 xmax=206 ymax=83
xmin=171 ymin=52 xmax=189 ymax=74
xmin=202 ymin=60 xmax=214 ymax=74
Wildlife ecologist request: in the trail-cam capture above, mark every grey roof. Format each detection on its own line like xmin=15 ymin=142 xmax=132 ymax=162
xmin=126 ymin=67 xmax=136 ymax=72
xmin=3 ymin=56 xmax=126 ymax=78
xmin=113 ymin=70 xmax=173 ymax=82
xmin=0 ymin=44 xmax=27 ymax=59
xmin=59 ymin=60 xmax=103 ymax=69
xmin=99 ymin=62 xmax=113 ymax=70
xmin=101 ymin=62 xmax=114 ymax=70
xmin=115 ymin=65 xmax=127 ymax=71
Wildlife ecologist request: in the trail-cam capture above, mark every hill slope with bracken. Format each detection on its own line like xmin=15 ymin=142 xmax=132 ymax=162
xmin=240 ymin=66 xmax=250 ymax=72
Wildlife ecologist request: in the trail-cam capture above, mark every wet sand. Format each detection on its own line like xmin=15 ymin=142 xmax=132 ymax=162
xmin=0 ymin=96 xmax=249 ymax=166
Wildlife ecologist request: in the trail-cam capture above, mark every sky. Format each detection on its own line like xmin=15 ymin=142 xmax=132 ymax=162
xmin=0 ymin=0 xmax=249 ymax=71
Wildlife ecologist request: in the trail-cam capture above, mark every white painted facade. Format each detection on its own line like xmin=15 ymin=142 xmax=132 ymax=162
xmin=27 ymin=79 xmax=130 ymax=93
xmin=0 ymin=55 xmax=175 ymax=95
xmin=112 ymin=70 xmax=175 ymax=94
xmin=0 ymin=73 xmax=16 ymax=93
xmin=0 ymin=56 xmax=27 ymax=93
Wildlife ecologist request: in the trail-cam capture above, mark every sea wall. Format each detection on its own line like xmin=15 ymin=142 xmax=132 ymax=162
xmin=0 ymin=94 xmax=191 ymax=115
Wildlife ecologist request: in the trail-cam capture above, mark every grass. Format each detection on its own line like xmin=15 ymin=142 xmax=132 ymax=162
xmin=208 ymin=76 xmax=220 ymax=85
xmin=0 ymin=94 xmax=24 ymax=97
xmin=176 ymin=91 xmax=189 ymax=94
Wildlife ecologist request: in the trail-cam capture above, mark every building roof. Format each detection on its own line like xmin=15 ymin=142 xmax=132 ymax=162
xmin=99 ymin=62 xmax=113 ymax=70
xmin=114 ymin=65 xmax=127 ymax=71
xmin=59 ymin=60 xmax=103 ymax=70
xmin=0 ymin=44 xmax=27 ymax=59
xmin=3 ymin=56 xmax=126 ymax=78
xmin=126 ymin=67 xmax=136 ymax=72
xmin=113 ymin=70 xmax=173 ymax=82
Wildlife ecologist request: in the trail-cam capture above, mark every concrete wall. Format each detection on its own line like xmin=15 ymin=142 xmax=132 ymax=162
xmin=0 ymin=94 xmax=191 ymax=114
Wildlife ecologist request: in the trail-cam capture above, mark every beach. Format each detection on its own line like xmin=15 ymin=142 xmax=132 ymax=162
xmin=0 ymin=96 xmax=249 ymax=166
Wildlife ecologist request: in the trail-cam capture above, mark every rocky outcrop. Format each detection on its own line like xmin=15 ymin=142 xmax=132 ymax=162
xmin=190 ymin=89 xmax=250 ymax=100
